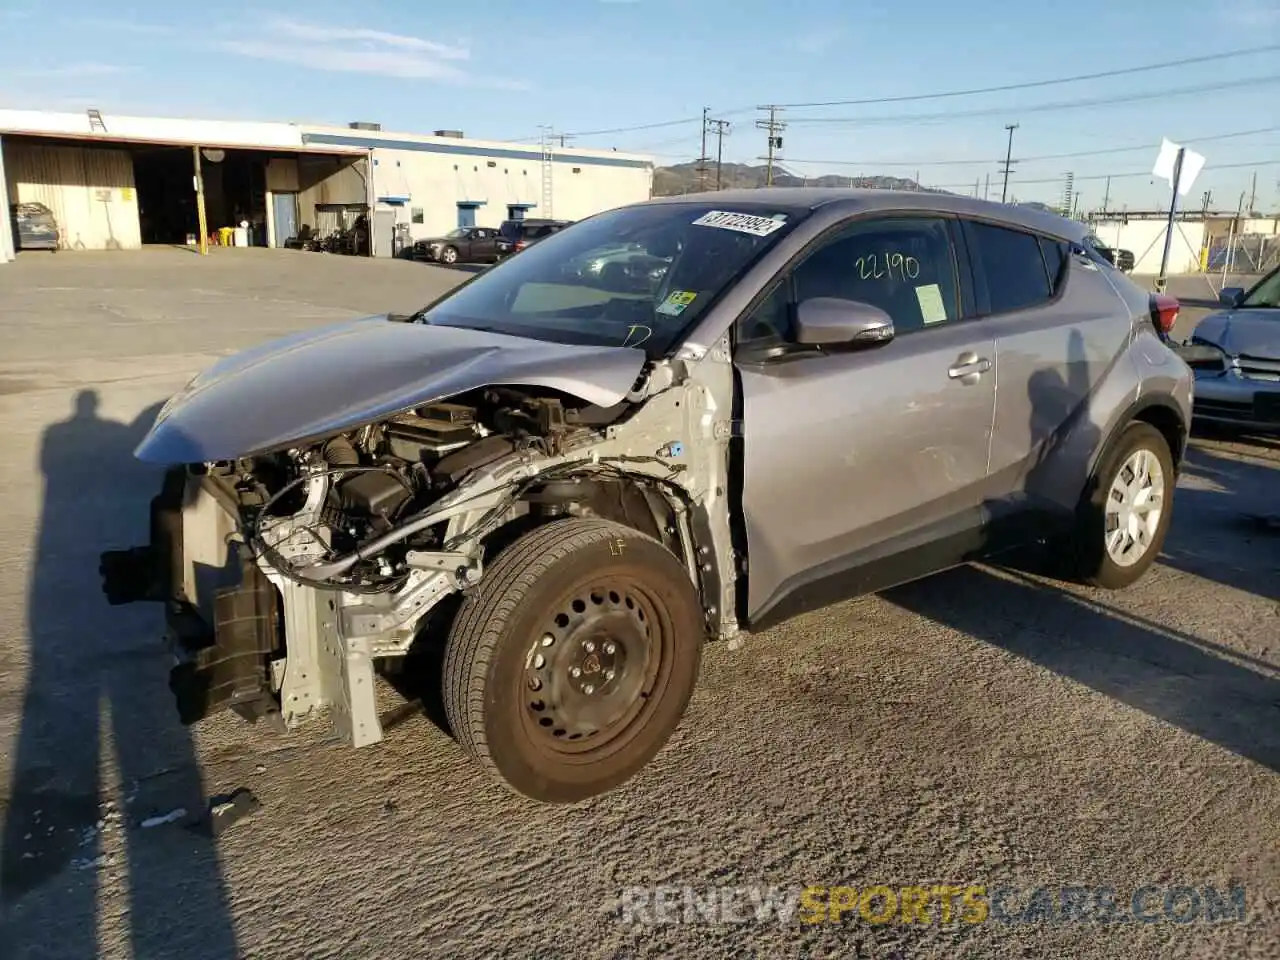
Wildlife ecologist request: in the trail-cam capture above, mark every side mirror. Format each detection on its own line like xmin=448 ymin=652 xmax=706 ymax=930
xmin=795 ymin=297 xmax=895 ymax=347
xmin=1219 ymin=287 xmax=1244 ymax=308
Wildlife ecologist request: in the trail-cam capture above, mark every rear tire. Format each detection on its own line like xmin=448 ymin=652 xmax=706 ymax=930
xmin=442 ymin=518 xmax=704 ymax=803
xmin=1069 ymin=421 xmax=1175 ymax=589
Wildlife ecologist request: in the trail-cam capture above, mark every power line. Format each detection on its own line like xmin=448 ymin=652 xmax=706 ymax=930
xmin=922 ymin=157 xmax=1280 ymax=191
xmin=784 ymin=74 xmax=1280 ymax=126
xmin=502 ymin=44 xmax=1280 ymax=142
xmin=777 ymin=126 xmax=1280 ymax=169
xmin=771 ymin=43 xmax=1280 ymax=108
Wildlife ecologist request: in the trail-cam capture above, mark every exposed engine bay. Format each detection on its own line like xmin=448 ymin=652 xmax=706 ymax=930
xmin=104 ymin=365 xmax=741 ymax=748
xmin=239 ymin=387 xmax=636 ymax=596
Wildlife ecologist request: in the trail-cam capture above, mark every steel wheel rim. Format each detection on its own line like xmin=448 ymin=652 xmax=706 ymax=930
xmin=1104 ymin=447 xmax=1165 ymax=567
xmin=442 ymin=248 xmax=457 ymax=263
xmin=518 ymin=577 xmax=672 ymax=761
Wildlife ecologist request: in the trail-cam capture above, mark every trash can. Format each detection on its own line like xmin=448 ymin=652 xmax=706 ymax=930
xmin=232 ymin=226 xmax=249 ymax=247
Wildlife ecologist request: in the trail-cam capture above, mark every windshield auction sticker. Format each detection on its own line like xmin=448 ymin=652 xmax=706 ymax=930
xmin=657 ymin=290 xmax=698 ymax=317
xmin=692 ymin=211 xmax=788 ymax=237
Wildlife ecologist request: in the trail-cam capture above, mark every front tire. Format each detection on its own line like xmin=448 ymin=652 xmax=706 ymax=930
xmin=442 ymin=518 xmax=704 ymax=803
xmin=441 ymin=246 xmax=458 ymax=264
xmin=1070 ymin=421 xmax=1175 ymax=589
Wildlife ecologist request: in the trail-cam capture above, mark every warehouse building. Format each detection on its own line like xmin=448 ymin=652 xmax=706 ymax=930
xmin=0 ymin=109 xmax=654 ymax=262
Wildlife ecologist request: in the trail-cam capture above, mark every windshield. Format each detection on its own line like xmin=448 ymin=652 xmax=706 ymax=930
xmin=1240 ymin=266 xmax=1280 ymax=309
xmin=443 ymin=228 xmax=468 ymax=239
xmin=415 ymin=203 xmax=805 ymax=356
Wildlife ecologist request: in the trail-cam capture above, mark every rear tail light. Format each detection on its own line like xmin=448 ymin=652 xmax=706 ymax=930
xmin=1150 ymin=293 xmax=1179 ymax=339
xmin=514 ymin=240 xmax=527 ymax=251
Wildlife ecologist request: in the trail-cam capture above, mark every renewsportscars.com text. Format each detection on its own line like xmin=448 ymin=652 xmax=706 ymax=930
xmin=617 ymin=884 xmax=1247 ymax=926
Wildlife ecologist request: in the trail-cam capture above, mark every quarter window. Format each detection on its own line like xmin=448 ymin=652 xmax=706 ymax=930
xmin=964 ymin=221 xmax=1053 ymax=313
xmin=1038 ymin=236 xmax=1070 ymax=293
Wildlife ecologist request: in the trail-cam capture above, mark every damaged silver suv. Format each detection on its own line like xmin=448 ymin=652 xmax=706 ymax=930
xmin=101 ymin=190 xmax=1192 ymax=802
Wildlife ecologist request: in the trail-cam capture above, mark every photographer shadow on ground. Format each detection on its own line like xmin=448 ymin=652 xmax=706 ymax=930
xmin=1 ymin=390 xmax=238 ymax=958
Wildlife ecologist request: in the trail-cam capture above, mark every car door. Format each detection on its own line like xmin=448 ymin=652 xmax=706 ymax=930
xmin=735 ymin=214 xmax=997 ymax=625
xmin=471 ymin=228 xmax=497 ymax=260
xmin=961 ymin=218 xmax=1130 ymax=514
xmin=458 ymin=228 xmax=481 ymax=260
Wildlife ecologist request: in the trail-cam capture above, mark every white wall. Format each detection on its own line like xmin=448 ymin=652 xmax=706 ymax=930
xmin=1240 ymin=217 xmax=1279 ymax=236
xmin=3 ymin=142 xmax=142 ymax=250
xmin=368 ymin=147 xmax=652 ymax=239
xmin=299 ymin=127 xmax=653 ymax=243
xmin=1091 ymin=219 xmax=1206 ymax=274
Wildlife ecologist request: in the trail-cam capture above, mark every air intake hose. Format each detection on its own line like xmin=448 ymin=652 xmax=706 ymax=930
xmin=321 ymin=435 xmax=359 ymax=468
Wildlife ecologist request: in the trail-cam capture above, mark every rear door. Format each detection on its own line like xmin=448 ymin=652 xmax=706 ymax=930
xmin=735 ymin=214 xmax=997 ymax=623
xmin=471 ymin=228 xmax=498 ymax=259
xmin=961 ymin=218 xmax=1131 ymax=508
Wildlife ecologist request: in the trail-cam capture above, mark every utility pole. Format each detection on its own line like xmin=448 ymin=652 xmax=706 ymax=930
xmin=1102 ymin=176 xmax=1111 ymax=213
xmin=707 ymin=117 xmax=732 ymax=190
xmin=756 ymin=105 xmax=786 ymax=186
xmin=999 ymin=123 xmax=1019 ymax=204
xmin=983 ymin=173 xmax=990 ymax=201
xmin=1248 ymin=170 xmax=1257 ymax=213
xmin=1156 ymin=145 xmax=1186 ymax=293
xmin=696 ymin=106 xmax=710 ymax=192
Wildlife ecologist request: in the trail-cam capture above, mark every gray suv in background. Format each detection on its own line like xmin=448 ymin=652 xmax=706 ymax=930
xmin=102 ymin=189 xmax=1193 ymax=803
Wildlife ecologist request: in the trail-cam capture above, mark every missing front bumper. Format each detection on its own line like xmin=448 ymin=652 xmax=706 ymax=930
xmin=99 ymin=467 xmax=284 ymax=728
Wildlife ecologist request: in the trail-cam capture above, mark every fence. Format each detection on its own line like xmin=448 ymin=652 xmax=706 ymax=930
xmin=1205 ymin=234 xmax=1280 ymax=274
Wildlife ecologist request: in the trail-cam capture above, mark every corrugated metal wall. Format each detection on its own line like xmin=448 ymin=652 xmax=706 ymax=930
xmin=3 ymin=143 xmax=142 ymax=250
xmin=297 ymin=156 xmax=366 ymax=232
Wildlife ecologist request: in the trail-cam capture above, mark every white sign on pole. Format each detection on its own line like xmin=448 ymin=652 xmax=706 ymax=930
xmin=1152 ymin=137 xmax=1206 ymax=197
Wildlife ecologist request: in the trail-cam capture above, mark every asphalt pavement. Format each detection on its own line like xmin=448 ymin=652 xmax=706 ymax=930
xmin=0 ymin=249 xmax=1276 ymax=960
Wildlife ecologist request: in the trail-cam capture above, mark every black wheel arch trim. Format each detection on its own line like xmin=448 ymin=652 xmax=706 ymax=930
xmin=1089 ymin=392 xmax=1188 ymax=485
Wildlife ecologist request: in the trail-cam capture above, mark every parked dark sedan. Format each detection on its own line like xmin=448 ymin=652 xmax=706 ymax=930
xmin=11 ymin=201 xmax=59 ymax=251
xmin=498 ymin=218 xmax=573 ymax=255
xmin=1087 ymin=234 xmax=1135 ymax=272
xmin=412 ymin=226 xmax=511 ymax=265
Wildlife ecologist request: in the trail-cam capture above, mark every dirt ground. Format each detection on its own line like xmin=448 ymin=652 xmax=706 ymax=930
xmin=0 ymin=248 xmax=1276 ymax=960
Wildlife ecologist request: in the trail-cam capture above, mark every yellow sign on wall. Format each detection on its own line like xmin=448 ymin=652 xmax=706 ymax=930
xmin=121 ymin=187 xmax=135 ymax=202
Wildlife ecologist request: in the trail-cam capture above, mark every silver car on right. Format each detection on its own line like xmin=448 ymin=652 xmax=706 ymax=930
xmin=1178 ymin=264 xmax=1280 ymax=429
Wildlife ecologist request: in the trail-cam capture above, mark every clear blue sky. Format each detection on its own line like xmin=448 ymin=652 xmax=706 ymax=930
xmin=3 ymin=0 xmax=1279 ymax=210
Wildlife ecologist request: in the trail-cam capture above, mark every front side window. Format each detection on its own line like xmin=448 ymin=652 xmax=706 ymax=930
xmin=416 ymin=203 xmax=807 ymax=356
xmin=1240 ymin=266 xmax=1280 ymax=309
xmin=965 ymin=221 xmax=1054 ymax=314
xmin=738 ymin=216 xmax=960 ymax=347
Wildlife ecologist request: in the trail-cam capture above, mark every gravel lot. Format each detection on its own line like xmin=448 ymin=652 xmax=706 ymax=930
xmin=0 ymin=249 xmax=1276 ymax=960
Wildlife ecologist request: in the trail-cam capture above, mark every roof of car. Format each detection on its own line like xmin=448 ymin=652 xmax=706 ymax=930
xmin=639 ymin=187 xmax=1088 ymax=242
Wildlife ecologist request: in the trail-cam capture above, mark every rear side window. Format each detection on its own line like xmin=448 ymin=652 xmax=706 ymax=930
xmin=1038 ymin=236 xmax=1070 ymax=292
xmin=964 ymin=221 xmax=1053 ymax=314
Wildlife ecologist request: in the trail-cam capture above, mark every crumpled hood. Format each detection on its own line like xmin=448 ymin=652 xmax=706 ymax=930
xmin=1192 ymin=309 xmax=1280 ymax=357
xmin=135 ymin=316 xmax=647 ymax=464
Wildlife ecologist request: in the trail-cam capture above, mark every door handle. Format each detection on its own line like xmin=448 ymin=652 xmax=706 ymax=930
xmin=947 ymin=353 xmax=992 ymax=380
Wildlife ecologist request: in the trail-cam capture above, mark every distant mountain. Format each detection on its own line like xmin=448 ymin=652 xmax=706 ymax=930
xmin=652 ymin=161 xmax=950 ymax=196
